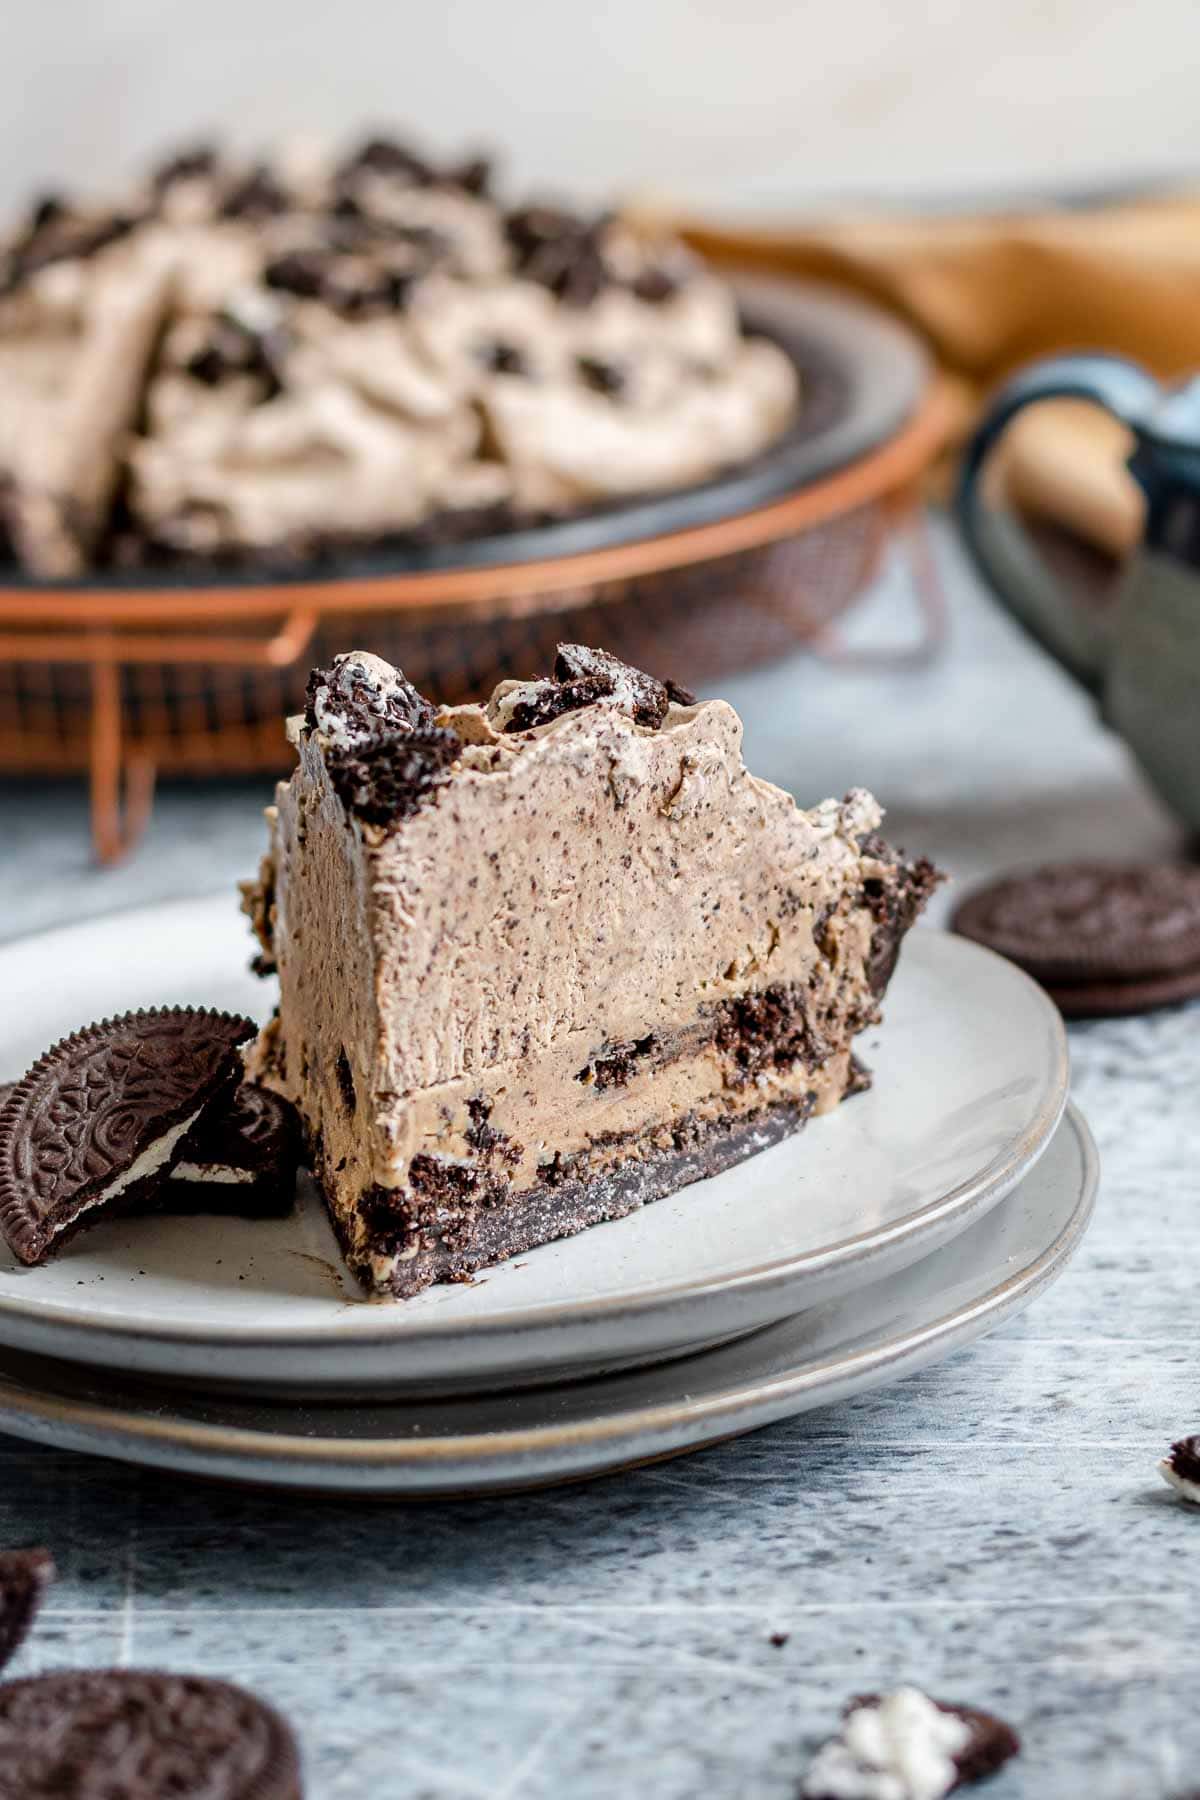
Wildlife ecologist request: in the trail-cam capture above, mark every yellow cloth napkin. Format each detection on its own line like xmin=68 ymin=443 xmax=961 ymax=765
xmin=670 ymin=193 xmax=1200 ymax=557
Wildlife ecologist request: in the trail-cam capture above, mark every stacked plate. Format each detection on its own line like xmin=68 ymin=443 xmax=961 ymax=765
xmin=0 ymin=897 xmax=1094 ymax=1496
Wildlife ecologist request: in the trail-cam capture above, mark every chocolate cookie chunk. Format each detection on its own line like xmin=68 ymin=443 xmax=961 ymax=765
xmin=952 ymin=862 xmax=1200 ymax=1017
xmin=803 ymin=1688 xmax=1019 ymax=1798
xmin=498 ymin=645 xmax=675 ymax=734
xmin=553 ymin=645 xmax=670 ymax=727
xmin=305 ymin=652 xmax=437 ymax=745
xmin=0 ymin=1671 xmax=302 ymax=1799
xmin=1159 ymin=1435 xmax=1200 ymax=1504
xmin=0 ymin=1008 xmax=255 ymax=1266
xmin=0 ymin=1549 xmax=54 ymax=1674
xmin=164 ymin=1083 xmax=301 ymax=1218
xmin=324 ymin=726 xmax=462 ymax=829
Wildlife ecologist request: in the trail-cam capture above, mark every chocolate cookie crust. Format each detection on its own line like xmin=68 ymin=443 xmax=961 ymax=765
xmin=343 ymin=1097 xmax=810 ymax=1297
xmin=0 ymin=1008 xmax=254 ymax=1265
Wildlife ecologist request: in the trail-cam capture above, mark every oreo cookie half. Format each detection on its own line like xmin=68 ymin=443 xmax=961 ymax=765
xmin=0 ymin=1078 xmax=296 ymax=1223
xmin=0 ymin=1008 xmax=255 ymax=1266
xmin=0 ymin=1671 xmax=302 ymax=1799
xmin=0 ymin=1549 xmax=54 ymax=1674
xmin=164 ymin=1083 xmax=301 ymax=1218
xmin=952 ymin=862 xmax=1200 ymax=1017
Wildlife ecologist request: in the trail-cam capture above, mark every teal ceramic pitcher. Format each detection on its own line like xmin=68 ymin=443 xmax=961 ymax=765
xmin=957 ymin=354 xmax=1200 ymax=835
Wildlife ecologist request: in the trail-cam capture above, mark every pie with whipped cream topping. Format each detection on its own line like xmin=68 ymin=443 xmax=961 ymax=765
xmin=0 ymin=133 xmax=798 ymax=576
xmin=242 ymin=645 xmax=938 ymax=1298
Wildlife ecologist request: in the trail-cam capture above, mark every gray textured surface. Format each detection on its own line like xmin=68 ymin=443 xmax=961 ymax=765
xmin=0 ymin=521 xmax=1196 ymax=1799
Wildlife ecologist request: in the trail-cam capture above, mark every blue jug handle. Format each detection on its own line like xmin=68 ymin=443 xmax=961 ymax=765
xmin=956 ymin=354 xmax=1162 ymax=693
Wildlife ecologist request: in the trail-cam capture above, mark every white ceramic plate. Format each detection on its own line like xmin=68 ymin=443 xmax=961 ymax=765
xmin=0 ymin=1104 xmax=1096 ymax=1495
xmin=0 ymin=897 xmax=1068 ymax=1395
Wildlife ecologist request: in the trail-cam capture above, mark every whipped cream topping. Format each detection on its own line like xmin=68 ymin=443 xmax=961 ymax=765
xmin=802 ymin=1690 xmax=971 ymax=1800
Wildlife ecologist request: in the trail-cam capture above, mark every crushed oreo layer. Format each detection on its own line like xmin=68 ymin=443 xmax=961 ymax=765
xmin=576 ymin=1034 xmax=657 ymax=1090
xmin=356 ymin=1096 xmax=521 ymax=1259
xmin=464 ymin=1094 xmax=520 ymax=1164
xmin=715 ymin=985 xmax=831 ymax=1087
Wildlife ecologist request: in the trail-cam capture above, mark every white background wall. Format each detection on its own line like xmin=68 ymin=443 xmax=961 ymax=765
xmin=4 ymin=0 xmax=1199 ymax=216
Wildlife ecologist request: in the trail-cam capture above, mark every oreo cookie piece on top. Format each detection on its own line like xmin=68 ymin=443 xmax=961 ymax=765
xmin=0 ymin=1008 xmax=255 ymax=1266
xmin=305 ymin=653 xmax=461 ymax=831
xmin=164 ymin=1083 xmax=301 ymax=1218
xmin=0 ymin=1671 xmax=302 ymax=1800
xmin=305 ymin=650 xmax=436 ymax=750
xmin=493 ymin=644 xmax=680 ymax=735
xmin=0 ymin=1549 xmax=54 ymax=1674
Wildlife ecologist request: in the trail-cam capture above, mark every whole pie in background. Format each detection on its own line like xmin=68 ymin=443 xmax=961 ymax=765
xmin=0 ymin=133 xmax=799 ymax=579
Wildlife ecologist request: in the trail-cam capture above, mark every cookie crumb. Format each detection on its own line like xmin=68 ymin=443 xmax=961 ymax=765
xmin=1159 ymin=1436 xmax=1200 ymax=1504
xmin=801 ymin=1688 xmax=1018 ymax=1799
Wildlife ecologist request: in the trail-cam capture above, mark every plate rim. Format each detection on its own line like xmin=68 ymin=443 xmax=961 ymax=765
xmin=0 ymin=901 xmax=1069 ymax=1354
xmin=0 ymin=1104 xmax=1097 ymax=1483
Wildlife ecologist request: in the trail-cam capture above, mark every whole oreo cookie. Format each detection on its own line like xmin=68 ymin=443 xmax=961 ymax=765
xmin=0 ymin=1549 xmax=54 ymax=1674
xmin=952 ymin=862 xmax=1200 ymax=1017
xmin=164 ymin=1083 xmax=301 ymax=1218
xmin=0 ymin=1670 xmax=302 ymax=1799
xmin=0 ymin=1008 xmax=255 ymax=1266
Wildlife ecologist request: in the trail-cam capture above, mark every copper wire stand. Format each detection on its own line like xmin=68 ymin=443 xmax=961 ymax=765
xmin=0 ymin=380 xmax=951 ymax=863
